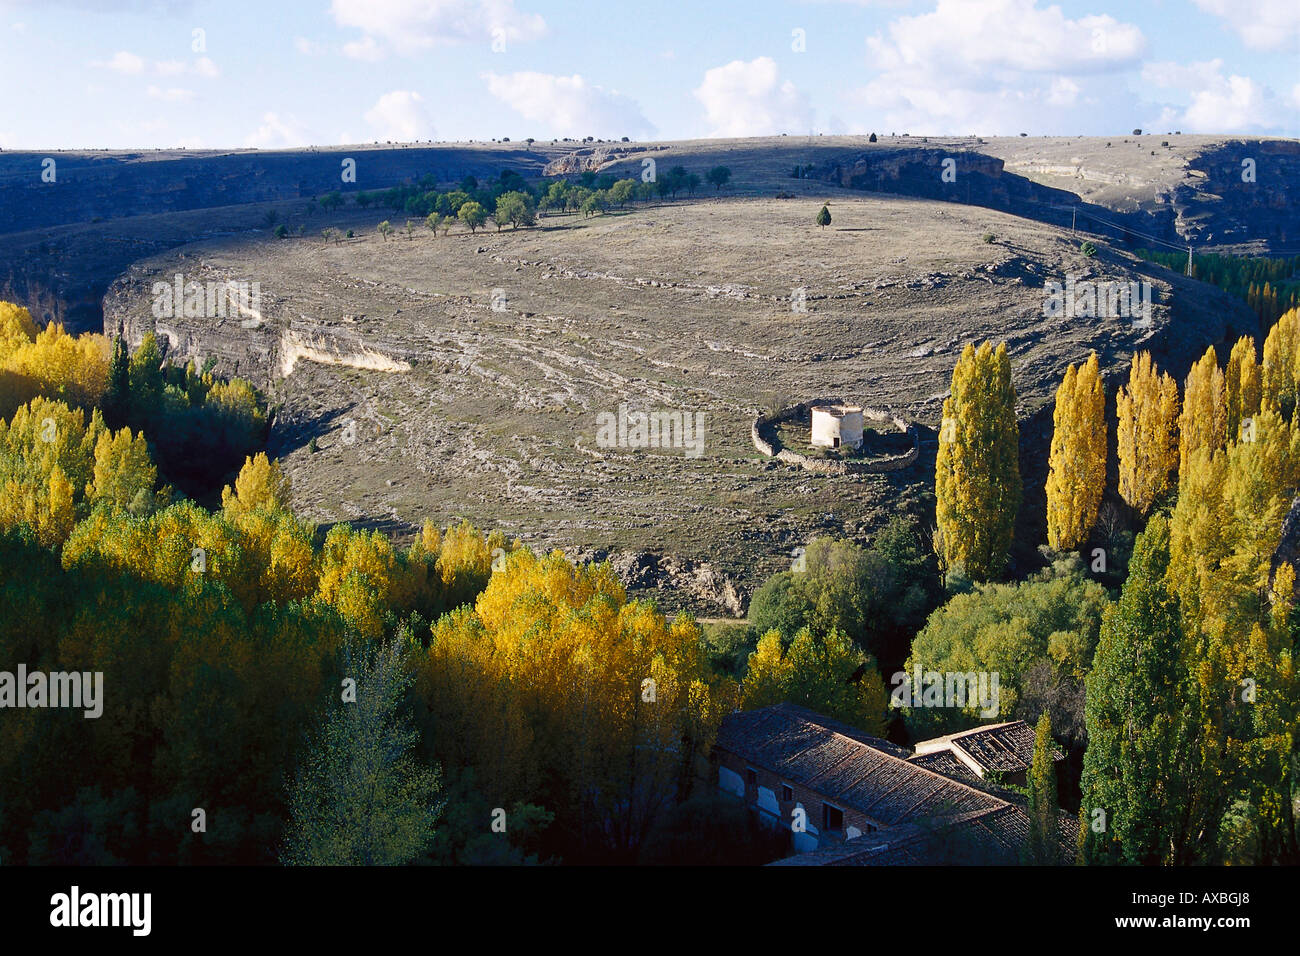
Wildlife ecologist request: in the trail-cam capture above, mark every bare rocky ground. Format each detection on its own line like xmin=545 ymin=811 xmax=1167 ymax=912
xmin=103 ymin=190 xmax=1251 ymax=614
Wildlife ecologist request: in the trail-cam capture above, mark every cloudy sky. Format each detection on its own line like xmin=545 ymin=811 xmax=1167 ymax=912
xmin=0 ymin=0 xmax=1296 ymax=148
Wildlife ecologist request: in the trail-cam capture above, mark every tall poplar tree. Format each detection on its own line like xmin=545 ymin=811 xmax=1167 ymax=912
xmin=1046 ymin=352 xmax=1106 ymax=550
xmin=1116 ymin=351 xmax=1179 ymax=515
xmin=1080 ymin=515 xmax=1202 ymax=864
xmin=1025 ymin=711 xmax=1062 ymax=865
xmin=1178 ymin=345 xmax=1227 ymax=482
xmin=104 ymin=336 xmax=131 ymax=427
xmin=1225 ymin=335 xmax=1262 ymax=444
xmin=935 ymin=341 xmax=1021 ymax=580
xmin=282 ymin=638 xmax=444 ymax=866
xmin=1261 ymin=307 xmax=1299 ymax=418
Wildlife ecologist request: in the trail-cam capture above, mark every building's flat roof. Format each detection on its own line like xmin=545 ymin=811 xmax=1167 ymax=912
xmin=810 ymin=404 xmax=863 ymax=416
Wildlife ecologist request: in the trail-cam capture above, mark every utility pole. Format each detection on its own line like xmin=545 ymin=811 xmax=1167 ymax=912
xmin=1071 ymin=206 xmax=1076 ymax=235
xmin=1186 ymin=245 xmax=1193 ymax=276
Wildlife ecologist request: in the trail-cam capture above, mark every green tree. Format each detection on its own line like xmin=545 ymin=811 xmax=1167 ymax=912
xmin=905 ymin=563 xmax=1108 ymax=743
xmin=816 ymin=204 xmax=831 ymax=229
xmin=1080 ymin=515 xmax=1203 ymax=864
xmin=741 ymin=627 xmax=889 ymax=735
xmin=608 ymin=179 xmax=635 ymax=207
xmin=281 ymin=638 xmax=444 ymax=865
xmin=377 ymin=220 xmax=394 ymax=242
xmin=458 ymin=201 xmax=487 ymax=233
xmin=1024 ymin=711 xmax=1062 ymax=864
xmin=104 ymin=336 xmax=131 ymax=427
xmin=707 ymin=166 xmax=732 ymax=190
xmin=494 ymin=191 xmax=535 ymax=230
xmin=746 ymin=522 xmax=938 ymax=672
xmin=127 ymin=332 xmax=164 ymax=422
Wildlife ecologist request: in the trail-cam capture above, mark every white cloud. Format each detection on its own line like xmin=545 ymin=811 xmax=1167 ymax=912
xmin=864 ymin=0 xmax=1144 ymax=78
xmin=91 ymin=50 xmax=145 ymax=74
xmin=1142 ymin=59 xmax=1292 ymax=133
xmin=342 ymin=36 xmax=384 ymax=61
xmin=852 ymin=0 xmax=1147 ymax=134
xmin=1047 ymin=77 xmax=1080 ymax=107
xmin=483 ymin=71 xmax=654 ymax=138
xmin=295 ymin=37 xmax=326 ymax=55
xmin=153 ymin=56 xmax=217 ymax=78
xmin=330 ymin=0 xmax=546 ymax=58
xmin=694 ymin=57 xmax=813 ymax=137
xmin=245 ymin=112 xmax=310 ymax=148
xmin=1191 ymin=0 xmax=1300 ymax=51
xmin=146 ymin=85 xmax=195 ymax=102
xmin=364 ymin=90 xmax=436 ymax=141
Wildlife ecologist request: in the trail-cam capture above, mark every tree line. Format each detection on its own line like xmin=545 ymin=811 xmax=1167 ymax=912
xmin=0 ymin=299 xmax=896 ymax=866
xmin=927 ymin=309 xmax=1300 ymax=863
xmin=1137 ymin=248 xmax=1300 ymax=328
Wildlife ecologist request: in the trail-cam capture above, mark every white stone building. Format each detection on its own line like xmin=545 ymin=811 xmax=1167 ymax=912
xmin=810 ymin=404 xmax=864 ymax=450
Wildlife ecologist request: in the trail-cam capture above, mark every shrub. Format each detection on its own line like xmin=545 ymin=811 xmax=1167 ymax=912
xmin=1080 ymin=240 xmax=1098 ymax=257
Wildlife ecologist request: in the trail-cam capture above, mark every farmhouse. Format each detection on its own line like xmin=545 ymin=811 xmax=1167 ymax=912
xmin=713 ymin=703 xmax=1076 ymax=865
xmin=809 ymin=403 xmax=863 ymax=450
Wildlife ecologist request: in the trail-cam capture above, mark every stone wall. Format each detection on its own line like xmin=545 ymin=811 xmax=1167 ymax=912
xmin=751 ymin=399 xmax=920 ymax=474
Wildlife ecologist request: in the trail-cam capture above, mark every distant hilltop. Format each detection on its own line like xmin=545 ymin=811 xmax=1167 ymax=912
xmin=1 ymin=134 xmax=1297 ymax=253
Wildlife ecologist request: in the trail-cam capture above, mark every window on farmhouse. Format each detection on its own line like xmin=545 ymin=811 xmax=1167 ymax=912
xmin=823 ymin=804 xmax=844 ymax=832
xmin=782 ymin=784 xmax=793 ymax=802
xmin=746 ymin=767 xmax=757 ymax=790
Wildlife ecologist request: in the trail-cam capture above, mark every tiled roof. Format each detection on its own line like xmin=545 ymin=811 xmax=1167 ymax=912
xmin=716 ymin=704 xmax=1006 ymax=826
xmin=907 ymin=750 xmax=983 ymax=784
xmin=914 ymin=720 xmax=1064 ymax=775
xmin=769 ymin=806 xmax=1079 ymax=866
xmin=718 ymin=704 xmax=1079 ymax=865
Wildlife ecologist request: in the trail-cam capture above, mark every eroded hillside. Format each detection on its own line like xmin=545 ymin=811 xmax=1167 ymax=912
xmin=102 ymin=192 xmax=1250 ymax=611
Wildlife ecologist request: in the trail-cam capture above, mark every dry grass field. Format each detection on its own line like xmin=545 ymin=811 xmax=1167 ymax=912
xmin=102 ymin=184 xmax=1249 ymax=612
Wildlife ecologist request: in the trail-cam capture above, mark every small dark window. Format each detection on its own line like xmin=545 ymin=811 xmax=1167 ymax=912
xmin=781 ymin=784 xmax=793 ymax=802
xmin=823 ymin=804 xmax=844 ymax=832
xmin=746 ymin=767 xmax=757 ymax=789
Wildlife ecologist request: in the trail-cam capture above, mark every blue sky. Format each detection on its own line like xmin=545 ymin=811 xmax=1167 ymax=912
xmin=0 ymin=0 xmax=1296 ymax=149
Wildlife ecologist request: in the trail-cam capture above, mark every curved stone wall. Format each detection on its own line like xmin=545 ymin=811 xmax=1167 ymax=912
xmin=751 ymin=399 xmax=920 ymax=474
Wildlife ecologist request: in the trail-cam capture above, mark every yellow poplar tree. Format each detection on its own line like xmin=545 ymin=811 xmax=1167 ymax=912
xmin=221 ymin=452 xmax=291 ymax=517
xmin=1179 ymin=346 xmax=1227 ymax=482
xmin=935 ymin=341 xmax=1021 ymax=580
xmin=1046 ymin=352 xmax=1106 ymax=550
xmin=1225 ymin=335 xmax=1262 ymax=444
xmin=1116 ymin=352 xmax=1180 ymax=515
xmin=90 ymin=427 xmax=156 ymax=511
xmin=1261 ymin=307 xmax=1299 ymax=417
xmin=0 ymin=301 xmax=37 ymax=348
xmin=43 ymin=465 xmax=76 ymax=548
